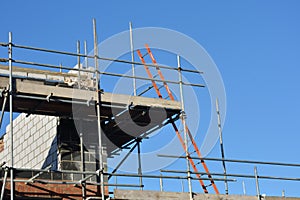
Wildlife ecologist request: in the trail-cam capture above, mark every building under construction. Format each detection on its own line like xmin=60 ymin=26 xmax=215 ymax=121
xmin=0 ymin=20 xmax=300 ymax=199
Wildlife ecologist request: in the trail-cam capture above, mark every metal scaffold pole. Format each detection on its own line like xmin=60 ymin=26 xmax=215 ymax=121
xmin=77 ymin=40 xmax=81 ymax=89
xmin=177 ymin=55 xmax=193 ymax=200
xmin=254 ymin=166 xmax=261 ymax=200
xmin=93 ymin=19 xmax=105 ymax=200
xmin=216 ymin=98 xmax=228 ymax=194
xmin=129 ymin=22 xmax=137 ymax=96
xmin=8 ymin=32 xmax=14 ymax=200
xmin=137 ymin=139 xmax=143 ymax=190
xmin=84 ymin=40 xmax=88 ymax=69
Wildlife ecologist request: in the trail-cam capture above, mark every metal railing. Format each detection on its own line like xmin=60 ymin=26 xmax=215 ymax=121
xmin=1 ymin=20 xmax=299 ymax=200
xmin=0 ymin=19 xmax=205 ymax=200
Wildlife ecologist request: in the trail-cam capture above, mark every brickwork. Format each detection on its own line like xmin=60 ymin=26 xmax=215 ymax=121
xmin=0 ymin=114 xmax=58 ymax=170
xmin=0 ymin=138 xmax=3 ymax=153
xmin=0 ymin=114 xmax=109 ymax=199
xmin=1 ymin=180 xmax=101 ymax=199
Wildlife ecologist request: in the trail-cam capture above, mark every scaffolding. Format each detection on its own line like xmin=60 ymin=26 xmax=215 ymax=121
xmin=0 ymin=20 xmax=300 ymax=200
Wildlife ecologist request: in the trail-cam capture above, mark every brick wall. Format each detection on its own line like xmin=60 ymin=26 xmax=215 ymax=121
xmin=0 ymin=113 xmax=58 ymax=170
xmin=1 ymin=180 xmax=101 ymax=199
xmin=0 ymin=138 xmax=3 ymax=153
xmin=0 ymin=114 xmax=109 ymax=199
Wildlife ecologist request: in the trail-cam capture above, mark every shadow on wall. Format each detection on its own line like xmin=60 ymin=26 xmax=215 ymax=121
xmin=41 ymin=135 xmax=58 ymax=171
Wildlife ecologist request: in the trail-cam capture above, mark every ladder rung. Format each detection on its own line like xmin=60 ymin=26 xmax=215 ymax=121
xmin=142 ymin=52 xmax=149 ymax=58
xmin=138 ymin=85 xmax=154 ymax=96
xmin=137 ymin=45 xmax=219 ymax=194
xmin=153 ymin=74 xmax=159 ymax=78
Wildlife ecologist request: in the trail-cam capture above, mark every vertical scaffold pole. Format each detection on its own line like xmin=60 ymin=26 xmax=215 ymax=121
xmin=177 ymin=55 xmax=193 ymax=200
xmin=129 ymin=22 xmax=136 ymax=96
xmin=254 ymin=166 xmax=261 ymax=200
xmin=84 ymin=40 xmax=88 ymax=69
xmin=93 ymin=19 xmax=105 ymax=200
xmin=159 ymin=174 xmax=163 ymax=192
xmin=242 ymin=181 xmax=246 ymax=195
xmin=0 ymin=168 xmax=8 ymax=200
xmin=8 ymin=32 xmax=14 ymax=200
xmin=79 ymin=123 xmax=86 ymax=199
xmin=77 ymin=40 xmax=81 ymax=89
xmin=137 ymin=139 xmax=143 ymax=190
xmin=216 ymin=98 xmax=228 ymax=194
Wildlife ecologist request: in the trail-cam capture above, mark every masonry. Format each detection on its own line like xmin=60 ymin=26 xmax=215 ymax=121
xmin=0 ymin=114 xmax=58 ymax=170
xmin=0 ymin=65 xmax=182 ymax=199
xmin=0 ymin=113 xmax=106 ymax=199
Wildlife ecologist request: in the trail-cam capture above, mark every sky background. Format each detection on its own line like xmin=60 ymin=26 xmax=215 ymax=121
xmin=1 ymin=0 xmax=300 ymax=197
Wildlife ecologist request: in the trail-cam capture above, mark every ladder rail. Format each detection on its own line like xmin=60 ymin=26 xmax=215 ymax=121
xmin=136 ymin=45 xmax=219 ymax=194
xmin=145 ymin=45 xmax=219 ymax=192
xmin=170 ymin=121 xmax=208 ymax=193
xmin=145 ymin=44 xmax=175 ymax=100
xmin=136 ymin=50 xmax=163 ymax=98
xmin=186 ymin=126 xmax=219 ymax=193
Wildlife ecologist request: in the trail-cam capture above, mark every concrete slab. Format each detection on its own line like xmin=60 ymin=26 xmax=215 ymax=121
xmin=0 ymin=66 xmax=182 ymax=155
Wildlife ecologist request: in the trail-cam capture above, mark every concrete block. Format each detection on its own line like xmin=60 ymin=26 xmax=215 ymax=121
xmin=19 ymin=134 xmax=25 ymax=145
xmin=33 ymin=116 xmax=39 ymax=126
xmin=42 ymin=116 xmax=48 ymax=126
xmin=36 ymin=121 xmax=42 ymax=131
xmin=34 ymin=148 xmax=39 ymax=158
xmin=31 ymin=141 xmax=37 ymax=152
xmin=15 ymin=153 xmax=20 ymax=164
xmin=45 ymin=122 xmax=52 ymax=132
xmin=27 ymin=135 xmax=33 ymax=147
xmin=26 ymin=121 xmax=33 ymax=131
xmin=33 ymin=132 xmax=39 ymax=142
xmin=19 ymin=118 xmax=25 ymax=129
xmin=52 ymin=118 xmax=58 ymax=127
xmin=29 ymin=124 xmax=37 ymax=134
xmin=14 ymin=124 xmax=20 ymax=135
xmin=37 ymin=153 xmax=44 ymax=165
xmin=24 ymin=130 xmax=30 ymax=141
xmin=28 ymin=152 xmax=34 ymax=163
xmin=16 ymin=145 xmax=21 ymax=155
xmin=15 ymin=138 xmax=20 ymax=148
xmin=39 ymin=126 xmax=46 ymax=137
xmin=20 ymin=125 xmax=26 ymax=136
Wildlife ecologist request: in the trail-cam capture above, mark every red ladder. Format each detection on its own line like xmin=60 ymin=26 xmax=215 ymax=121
xmin=136 ymin=44 xmax=219 ymax=194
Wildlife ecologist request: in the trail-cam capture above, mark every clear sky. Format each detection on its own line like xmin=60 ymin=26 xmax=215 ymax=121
xmin=1 ymin=0 xmax=300 ymax=197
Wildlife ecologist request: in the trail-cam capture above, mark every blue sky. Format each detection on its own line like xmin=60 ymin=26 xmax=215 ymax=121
xmin=1 ymin=0 xmax=300 ymax=197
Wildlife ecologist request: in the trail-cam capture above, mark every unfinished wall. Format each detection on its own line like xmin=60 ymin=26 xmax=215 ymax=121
xmin=0 ymin=113 xmax=58 ymax=170
xmin=57 ymin=118 xmax=107 ymax=181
